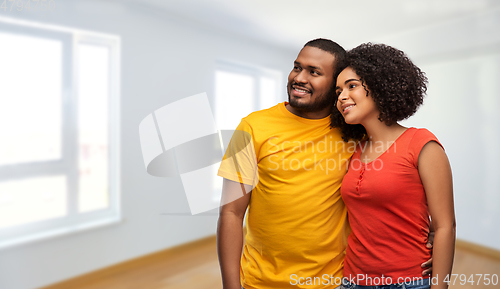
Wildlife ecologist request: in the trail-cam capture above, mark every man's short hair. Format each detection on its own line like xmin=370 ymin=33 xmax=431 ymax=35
xmin=304 ymin=38 xmax=345 ymax=57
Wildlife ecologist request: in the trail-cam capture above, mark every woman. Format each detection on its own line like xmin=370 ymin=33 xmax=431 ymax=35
xmin=332 ymin=43 xmax=455 ymax=289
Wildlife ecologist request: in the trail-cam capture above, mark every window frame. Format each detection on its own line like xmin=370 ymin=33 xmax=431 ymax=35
xmin=0 ymin=16 xmax=121 ymax=250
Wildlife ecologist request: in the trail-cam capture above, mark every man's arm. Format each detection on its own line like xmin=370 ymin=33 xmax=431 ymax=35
xmin=217 ymin=178 xmax=252 ymax=289
xmin=421 ymin=221 xmax=435 ymax=276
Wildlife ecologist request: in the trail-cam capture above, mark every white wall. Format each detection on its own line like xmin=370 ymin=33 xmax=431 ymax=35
xmin=0 ymin=1 xmax=296 ymax=289
xmin=379 ymin=8 xmax=500 ymax=251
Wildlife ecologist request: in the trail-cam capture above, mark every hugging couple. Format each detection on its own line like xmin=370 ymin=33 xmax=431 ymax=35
xmin=217 ymin=38 xmax=455 ymax=289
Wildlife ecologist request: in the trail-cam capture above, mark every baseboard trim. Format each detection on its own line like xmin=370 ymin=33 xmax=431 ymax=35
xmin=456 ymin=239 xmax=500 ymax=261
xmin=39 ymin=235 xmax=217 ymax=289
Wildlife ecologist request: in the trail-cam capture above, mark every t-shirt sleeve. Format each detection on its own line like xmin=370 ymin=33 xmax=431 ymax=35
xmin=409 ymin=128 xmax=444 ymax=168
xmin=217 ymin=119 xmax=259 ymax=187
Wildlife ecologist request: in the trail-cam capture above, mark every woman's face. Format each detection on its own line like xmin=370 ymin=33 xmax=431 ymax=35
xmin=335 ymin=67 xmax=379 ymax=125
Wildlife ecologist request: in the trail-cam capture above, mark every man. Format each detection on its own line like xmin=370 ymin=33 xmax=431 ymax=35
xmin=217 ymin=39 xmax=431 ymax=289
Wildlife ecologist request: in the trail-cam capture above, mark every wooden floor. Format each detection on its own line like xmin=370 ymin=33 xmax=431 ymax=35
xmin=450 ymin=247 xmax=500 ymax=289
xmin=42 ymin=237 xmax=500 ymax=289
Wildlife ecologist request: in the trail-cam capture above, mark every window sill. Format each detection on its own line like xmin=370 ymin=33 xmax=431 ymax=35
xmin=0 ymin=216 xmax=123 ymax=251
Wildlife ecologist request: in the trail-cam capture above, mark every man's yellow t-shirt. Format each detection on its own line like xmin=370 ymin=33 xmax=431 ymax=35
xmin=218 ymin=102 xmax=355 ymax=289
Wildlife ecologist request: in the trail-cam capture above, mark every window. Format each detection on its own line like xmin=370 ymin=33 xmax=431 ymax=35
xmin=212 ymin=61 xmax=282 ymax=203
xmin=214 ymin=61 xmax=282 ymax=130
xmin=0 ymin=17 xmax=120 ymax=249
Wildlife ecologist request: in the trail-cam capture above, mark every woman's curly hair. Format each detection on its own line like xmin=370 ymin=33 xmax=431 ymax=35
xmin=330 ymin=43 xmax=428 ymax=142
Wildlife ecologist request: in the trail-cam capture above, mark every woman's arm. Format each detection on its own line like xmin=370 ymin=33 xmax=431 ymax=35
xmin=418 ymin=141 xmax=456 ymax=289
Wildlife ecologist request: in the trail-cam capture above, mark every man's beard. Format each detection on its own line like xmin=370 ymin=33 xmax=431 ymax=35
xmin=287 ymin=84 xmax=336 ymax=113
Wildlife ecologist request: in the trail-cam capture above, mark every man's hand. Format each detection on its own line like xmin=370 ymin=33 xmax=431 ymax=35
xmin=421 ymin=229 xmax=435 ymax=275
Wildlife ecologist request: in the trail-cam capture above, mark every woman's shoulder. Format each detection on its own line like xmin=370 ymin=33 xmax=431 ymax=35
xmin=406 ymin=128 xmax=444 ymax=164
xmin=408 ymin=127 xmax=440 ymax=143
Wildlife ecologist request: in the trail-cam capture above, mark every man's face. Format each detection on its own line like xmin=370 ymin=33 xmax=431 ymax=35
xmin=287 ymin=46 xmax=337 ymax=112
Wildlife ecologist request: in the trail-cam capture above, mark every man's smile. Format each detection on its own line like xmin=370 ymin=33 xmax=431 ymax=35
xmin=291 ymin=84 xmax=311 ymax=97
